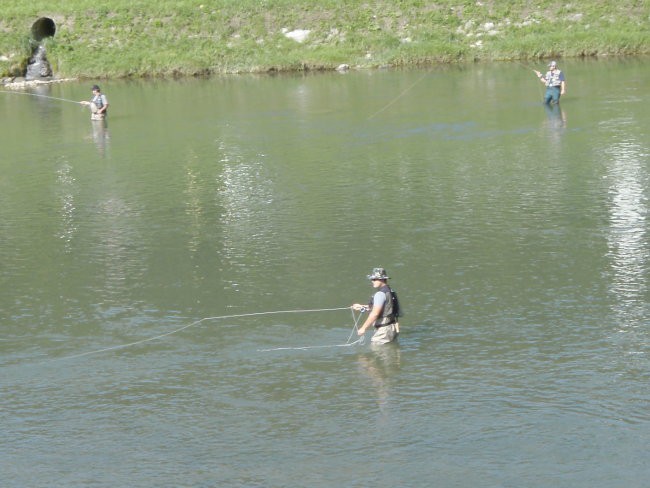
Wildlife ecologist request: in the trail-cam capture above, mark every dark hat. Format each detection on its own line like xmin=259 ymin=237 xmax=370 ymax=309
xmin=367 ymin=267 xmax=389 ymax=280
xmin=92 ymin=84 xmax=100 ymax=91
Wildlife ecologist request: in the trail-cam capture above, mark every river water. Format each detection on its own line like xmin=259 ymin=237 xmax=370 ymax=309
xmin=1 ymin=58 xmax=649 ymax=487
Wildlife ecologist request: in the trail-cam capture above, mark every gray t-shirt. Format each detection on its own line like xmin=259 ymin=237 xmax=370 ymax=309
xmin=372 ymin=290 xmax=386 ymax=309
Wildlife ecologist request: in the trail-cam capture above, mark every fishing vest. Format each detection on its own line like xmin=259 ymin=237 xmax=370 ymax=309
xmin=369 ymin=284 xmax=399 ymax=328
xmin=545 ymin=70 xmax=563 ymax=87
xmin=92 ymin=94 xmax=105 ymax=110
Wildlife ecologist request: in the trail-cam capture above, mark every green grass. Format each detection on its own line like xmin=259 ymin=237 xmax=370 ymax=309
xmin=1 ymin=0 xmax=648 ymax=78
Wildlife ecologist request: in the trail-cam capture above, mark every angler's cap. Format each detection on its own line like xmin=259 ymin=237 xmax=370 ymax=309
xmin=548 ymin=61 xmax=557 ymax=68
xmin=92 ymin=84 xmax=100 ymax=91
xmin=367 ymin=267 xmax=389 ymax=280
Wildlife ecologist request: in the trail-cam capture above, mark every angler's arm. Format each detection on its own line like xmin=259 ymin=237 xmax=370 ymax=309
xmin=357 ymin=307 xmax=382 ymax=335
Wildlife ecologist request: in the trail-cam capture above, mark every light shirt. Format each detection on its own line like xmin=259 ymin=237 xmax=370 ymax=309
xmin=373 ymin=290 xmax=386 ymax=309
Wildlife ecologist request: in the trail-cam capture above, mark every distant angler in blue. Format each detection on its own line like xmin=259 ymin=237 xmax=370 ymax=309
xmin=534 ymin=61 xmax=566 ymax=105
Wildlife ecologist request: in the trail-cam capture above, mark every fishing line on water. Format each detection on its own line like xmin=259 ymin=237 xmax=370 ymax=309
xmin=55 ymin=306 xmax=363 ymax=361
xmin=257 ymin=308 xmax=365 ymax=352
xmin=366 ymin=70 xmax=429 ymax=121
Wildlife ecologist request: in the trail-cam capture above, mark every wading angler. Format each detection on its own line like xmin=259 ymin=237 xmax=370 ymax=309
xmin=80 ymin=84 xmax=109 ymax=120
xmin=534 ymin=61 xmax=566 ymax=105
xmin=351 ymin=267 xmax=401 ymax=345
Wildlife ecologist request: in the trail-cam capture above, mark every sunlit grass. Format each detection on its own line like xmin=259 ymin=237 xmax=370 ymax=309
xmin=1 ymin=0 xmax=648 ymax=78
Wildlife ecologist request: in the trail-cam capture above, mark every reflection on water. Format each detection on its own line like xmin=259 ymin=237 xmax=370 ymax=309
xmin=543 ymin=103 xmax=567 ymax=129
xmin=605 ymin=135 xmax=648 ymax=329
xmin=182 ymin=154 xmax=203 ymax=256
xmin=542 ymin=103 xmax=567 ymax=148
xmin=218 ymin=138 xmax=274 ymax=286
xmin=357 ymin=345 xmax=401 ymax=418
xmin=90 ymin=119 xmax=110 ymax=157
xmin=55 ymin=159 xmax=77 ymax=253
xmin=94 ymin=195 xmax=146 ymax=305
xmin=2 ymin=59 xmax=650 ymax=488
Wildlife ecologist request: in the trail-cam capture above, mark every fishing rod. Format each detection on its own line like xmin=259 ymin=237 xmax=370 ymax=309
xmin=515 ymin=59 xmax=542 ymax=79
xmin=0 ymin=88 xmax=81 ymax=105
xmin=514 ymin=60 xmax=544 ymax=96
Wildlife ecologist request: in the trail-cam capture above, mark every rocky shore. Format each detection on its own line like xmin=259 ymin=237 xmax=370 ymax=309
xmin=1 ymin=77 xmax=77 ymax=89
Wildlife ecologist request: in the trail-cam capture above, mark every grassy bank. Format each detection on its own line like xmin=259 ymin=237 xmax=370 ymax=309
xmin=1 ymin=0 xmax=648 ymax=79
